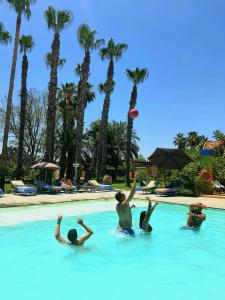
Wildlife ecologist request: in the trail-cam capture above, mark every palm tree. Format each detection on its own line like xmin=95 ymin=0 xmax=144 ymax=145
xmin=1 ymin=0 xmax=36 ymax=161
xmin=75 ymin=24 xmax=104 ymax=174
xmin=173 ymin=133 xmax=187 ymax=150
xmin=16 ymin=35 xmax=34 ymax=178
xmin=58 ymin=83 xmax=76 ymax=179
xmin=96 ymin=38 xmax=128 ymax=180
xmin=74 ymin=62 xmax=95 ymax=110
xmin=0 ymin=22 xmax=11 ymax=45
xmin=126 ymin=67 xmax=149 ymax=186
xmin=44 ymin=6 xmax=73 ymax=162
xmin=85 ymin=120 xmax=139 ymax=180
xmin=187 ymin=131 xmax=199 ymax=149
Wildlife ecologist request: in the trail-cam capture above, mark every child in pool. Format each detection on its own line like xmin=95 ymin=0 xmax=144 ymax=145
xmin=139 ymin=197 xmax=159 ymax=232
xmin=187 ymin=202 xmax=207 ymax=228
xmin=55 ymin=216 xmax=93 ymax=246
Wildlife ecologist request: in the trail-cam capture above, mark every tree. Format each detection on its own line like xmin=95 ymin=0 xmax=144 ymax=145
xmin=0 ymin=89 xmax=47 ymax=168
xmin=1 ymin=0 xmax=36 ymax=162
xmin=173 ymin=133 xmax=187 ymax=150
xmin=213 ymin=130 xmax=225 ymax=141
xmin=85 ymin=120 xmax=139 ymax=180
xmin=75 ymin=24 xmax=104 ymax=175
xmin=0 ymin=22 xmax=11 ymax=45
xmin=126 ymin=67 xmax=149 ymax=186
xmin=187 ymin=131 xmax=199 ymax=149
xmin=16 ymin=35 xmax=34 ymax=178
xmin=44 ymin=6 xmax=73 ymax=162
xmin=58 ymin=83 xmax=77 ymax=179
xmin=96 ymin=38 xmax=127 ymax=180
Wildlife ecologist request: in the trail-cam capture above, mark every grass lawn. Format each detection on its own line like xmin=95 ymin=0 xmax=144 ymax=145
xmin=112 ymin=182 xmax=132 ymax=190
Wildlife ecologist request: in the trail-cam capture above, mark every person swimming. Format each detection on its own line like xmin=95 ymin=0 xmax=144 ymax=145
xmin=186 ymin=202 xmax=207 ymax=228
xmin=139 ymin=197 xmax=159 ymax=232
xmin=55 ymin=215 xmax=93 ymax=246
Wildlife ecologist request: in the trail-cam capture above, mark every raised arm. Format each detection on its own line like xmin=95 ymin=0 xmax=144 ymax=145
xmin=142 ymin=198 xmax=158 ymax=226
xmin=77 ymin=218 xmax=93 ymax=245
xmin=55 ymin=216 xmax=68 ymax=244
xmin=122 ymin=172 xmax=137 ymax=206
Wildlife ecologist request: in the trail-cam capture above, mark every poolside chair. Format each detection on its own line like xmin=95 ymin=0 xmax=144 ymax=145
xmin=155 ymin=184 xmax=180 ymax=196
xmin=83 ymin=180 xmax=113 ymax=192
xmin=213 ymin=180 xmax=225 ymax=193
xmin=11 ymin=180 xmax=37 ymax=196
xmin=83 ymin=180 xmax=100 ymax=192
xmin=35 ymin=180 xmax=62 ymax=194
xmin=60 ymin=179 xmax=76 ymax=193
xmin=142 ymin=181 xmax=156 ymax=194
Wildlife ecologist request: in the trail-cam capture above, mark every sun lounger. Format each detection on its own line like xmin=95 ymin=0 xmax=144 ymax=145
xmin=99 ymin=184 xmax=113 ymax=191
xmin=142 ymin=181 xmax=156 ymax=194
xmin=11 ymin=180 xmax=37 ymax=196
xmin=82 ymin=180 xmax=100 ymax=192
xmin=61 ymin=184 xmax=76 ymax=193
xmin=213 ymin=180 xmax=225 ymax=193
xmin=60 ymin=179 xmax=76 ymax=193
xmin=155 ymin=185 xmax=180 ymax=196
xmin=36 ymin=181 xmax=62 ymax=193
xmin=135 ymin=186 xmax=143 ymax=191
xmin=83 ymin=180 xmax=113 ymax=192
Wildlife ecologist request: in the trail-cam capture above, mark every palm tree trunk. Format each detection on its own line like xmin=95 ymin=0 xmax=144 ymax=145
xmin=75 ymin=50 xmax=90 ymax=173
xmin=17 ymin=53 xmax=28 ymax=179
xmin=45 ymin=32 xmax=60 ymax=162
xmin=96 ymin=59 xmax=114 ymax=180
xmin=1 ymin=15 xmax=21 ymax=160
xmin=126 ymin=85 xmax=137 ymax=186
xmin=59 ymin=110 xmax=67 ymax=179
xmin=66 ymin=146 xmax=75 ymax=180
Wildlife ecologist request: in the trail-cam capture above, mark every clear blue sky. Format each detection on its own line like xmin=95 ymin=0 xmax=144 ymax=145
xmin=0 ymin=0 xmax=225 ymax=158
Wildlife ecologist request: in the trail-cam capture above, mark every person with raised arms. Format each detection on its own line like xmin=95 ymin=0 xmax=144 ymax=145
xmin=139 ymin=197 xmax=159 ymax=232
xmin=115 ymin=172 xmax=137 ymax=236
xmin=55 ymin=216 xmax=93 ymax=246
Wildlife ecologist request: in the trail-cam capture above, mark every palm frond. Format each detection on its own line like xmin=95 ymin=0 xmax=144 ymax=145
xmin=75 ymin=63 xmax=82 ymax=77
xmin=7 ymin=0 xmax=36 ymax=19
xmin=77 ymin=24 xmax=103 ymax=51
xmin=57 ymin=10 xmax=73 ymax=32
xmin=44 ymin=6 xmax=56 ymax=30
xmin=94 ymin=39 xmax=105 ymax=50
xmin=45 ymin=52 xmax=66 ymax=69
xmin=19 ymin=34 xmax=34 ymax=54
xmin=99 ymin=38 xmax=127 ymax=61
xmin=0 ymin=22 xmax=11 ymax=44
xmin=126 ymin=67 xmax=149 ymax=85
xmin=98 ymin=83 xmax=106 ymax=94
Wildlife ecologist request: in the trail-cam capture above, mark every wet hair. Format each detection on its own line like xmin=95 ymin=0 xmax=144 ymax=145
xmin=115 ymin=191 xmax=124 ymax=202
xmin=139 ymin=211 xmax=146 ymax=229
xmin=67 ymin=229 xmax=78 ymax=244
xmin=139 ymin=211 xmax=153 ymax=232
xmin=192 ymin=208 xmax=202 ymax=215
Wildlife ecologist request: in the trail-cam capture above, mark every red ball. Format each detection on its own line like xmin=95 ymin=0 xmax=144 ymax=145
xmin=129 ymin=109 xmax=139 ymax=119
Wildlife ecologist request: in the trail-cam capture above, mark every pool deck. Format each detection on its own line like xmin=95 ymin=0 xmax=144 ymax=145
xmin=0 ymin=191 xmax=225 ymax=210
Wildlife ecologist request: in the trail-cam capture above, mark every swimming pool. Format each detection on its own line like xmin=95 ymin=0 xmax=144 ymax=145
xmin=0 ymin=201 xmax=224 ymax=300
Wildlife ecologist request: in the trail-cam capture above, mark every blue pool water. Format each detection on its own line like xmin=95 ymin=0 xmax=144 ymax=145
xmin=0 ymin=202 xmax=225 ymax=300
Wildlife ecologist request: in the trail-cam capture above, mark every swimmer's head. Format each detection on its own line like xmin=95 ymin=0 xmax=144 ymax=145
xmin=115 ymin=191 xmax=126 ymax=202
xmin=139 ymin=211 xmax=146 ymax=229
xmin=193 ymin=208 xmax=202 ymax=214
xmin=67 ymin=229 xmax=78 ymax=244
